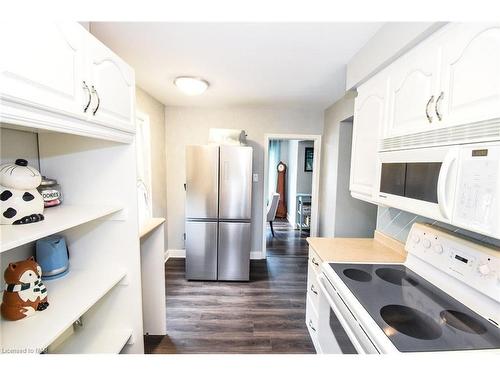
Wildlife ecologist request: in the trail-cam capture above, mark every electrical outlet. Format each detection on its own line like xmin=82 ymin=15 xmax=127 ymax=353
xmin=253 ymin=173 xmax=259 ymax=182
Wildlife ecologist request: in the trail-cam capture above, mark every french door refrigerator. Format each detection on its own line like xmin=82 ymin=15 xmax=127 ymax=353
xmin=185 ymin=145 xmax=252 ymax=281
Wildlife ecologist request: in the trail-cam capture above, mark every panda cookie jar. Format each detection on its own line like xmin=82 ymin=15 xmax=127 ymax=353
xmin=0 ymin=159 xmax=44 ymax=225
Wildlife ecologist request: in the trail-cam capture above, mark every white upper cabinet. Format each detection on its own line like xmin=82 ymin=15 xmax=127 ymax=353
xmin=0 ymin=22 xmax=87 ymax=116
xmin=0 ymin=22 xmax=136 ymax=138
xmin=350 ymin=73 xmax=388 ymax=202
xmin=384 ymin=39 xmax=441 ymax=138
xmin=380 ymin=23 xmax=500 ymax=142
xmin=87 ymin=36 xmax=135 ymax=132
xmin=438 ymin=23 xmax=500 ymax=128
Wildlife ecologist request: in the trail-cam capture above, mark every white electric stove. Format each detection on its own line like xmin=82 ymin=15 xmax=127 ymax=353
xmin=316 ymin=223 xmax=500 ymax=353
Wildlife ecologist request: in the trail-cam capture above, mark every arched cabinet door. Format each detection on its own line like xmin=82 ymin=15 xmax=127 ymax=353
xmin=438 ymin=23 xmax=500 ymax=128
xmin=0 ymin=22 xmax=86 ymax=116
xmin=87 ymin=36 xmax=135 ymax=132
xmin=385 ymin=39 xmax=441 ymax=138
xmin=350 ymin=73 xmax=388 ymax=202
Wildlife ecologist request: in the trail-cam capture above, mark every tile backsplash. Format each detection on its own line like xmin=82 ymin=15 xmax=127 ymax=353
xmin=376 ymin=206 xmax=500 ymax=248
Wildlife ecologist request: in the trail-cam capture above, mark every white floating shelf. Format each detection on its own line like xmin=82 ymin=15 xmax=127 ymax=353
xmin=0 ymin=205 xmax=123 ymax=253
xmin=52 ymin=328 xmax=132 ymax=354
xmin=1 ymin=267 xmax=126 ymax=352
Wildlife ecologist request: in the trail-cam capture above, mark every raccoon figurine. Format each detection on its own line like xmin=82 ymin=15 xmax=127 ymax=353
xmin=0 ymin=159 xmax=44 ymax=225
xmin=1 ymin=257 xmax=49 ymax=321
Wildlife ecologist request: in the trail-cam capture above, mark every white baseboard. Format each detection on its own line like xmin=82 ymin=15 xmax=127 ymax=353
xmin=250 ymin=251 xmax=265 ymax=260
xmin=165 ymin=249 xmax=186 ymax=262
xmin=165 ymin=249 xmax=264 ymax=261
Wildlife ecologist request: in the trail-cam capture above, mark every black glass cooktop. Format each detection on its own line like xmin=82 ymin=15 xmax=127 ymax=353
xmin=329 ymin=263 xmax=500 ymax=352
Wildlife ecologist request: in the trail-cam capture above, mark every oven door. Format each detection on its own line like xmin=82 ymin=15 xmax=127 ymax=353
xmin=376 ymin=145 xmax=459 ymax=223
xmin=317 ymin=273 xmax=377 ymax=354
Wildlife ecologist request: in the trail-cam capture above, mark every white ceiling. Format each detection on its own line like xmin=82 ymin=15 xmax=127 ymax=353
xmin=90 ymin=22 xmax=383 ymax=109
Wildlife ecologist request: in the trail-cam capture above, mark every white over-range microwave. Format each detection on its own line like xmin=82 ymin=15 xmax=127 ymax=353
xmin=376 ymin=142 xmax=500 ymax=239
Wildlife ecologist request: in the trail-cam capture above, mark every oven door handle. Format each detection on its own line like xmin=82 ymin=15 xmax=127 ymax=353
xmin=437 ymin=148 xmax=458 ymax=220
xmin=317 ymin=274 xmax=368 ymax=354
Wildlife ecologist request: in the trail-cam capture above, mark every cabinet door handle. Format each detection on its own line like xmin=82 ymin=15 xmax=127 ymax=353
xmin=310 ymin=284 xmax=318 ymax=295
xmin=435 ymin=91 xmax=444 ymax=121
xmin=308 ymin=319 xmax=316 ymax=332
xmin=91 ymin=85 xmax=100 ymax=115
xmin=311 ymin=257 xmax=319 ymax=266
xmin=82 ymin=81 xmax=91 ymax=113
xmin=425 ymin=95 xmax=434 ymax=123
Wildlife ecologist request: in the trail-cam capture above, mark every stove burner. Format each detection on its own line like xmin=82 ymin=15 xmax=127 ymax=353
xmin=380 ymin=305 xmax=442 ymax=340
xmin=440 ymin=310 xmax=487 ymax=335
xmin=375 ymin=267 xmax=419 ymax=287
xmin=343 ymin=268 xmax=372 ymax=282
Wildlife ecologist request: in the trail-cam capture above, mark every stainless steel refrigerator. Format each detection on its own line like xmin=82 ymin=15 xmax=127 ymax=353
xmin=185 ymin=145 xmax=253 ymax=281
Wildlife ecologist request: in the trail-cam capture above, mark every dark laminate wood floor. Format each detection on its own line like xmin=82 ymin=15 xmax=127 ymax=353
xmin=266 ymin=219 xmax=309 ymax=258
xmin=144 ymin=256 xmax=315 ymax=354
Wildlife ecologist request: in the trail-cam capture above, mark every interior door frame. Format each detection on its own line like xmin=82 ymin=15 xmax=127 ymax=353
xmin=262 ymin=133 xmax=322 ymax=258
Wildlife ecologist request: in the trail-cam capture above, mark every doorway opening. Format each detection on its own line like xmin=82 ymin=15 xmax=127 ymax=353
xmin=263 ymin=134 xmax=321 ymax=258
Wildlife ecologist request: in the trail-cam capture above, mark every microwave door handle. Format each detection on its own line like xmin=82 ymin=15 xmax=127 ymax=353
xmin=437 ymin=150 xmax=458 ymax=220
xmin=317 ymin=274 xmax=369 ymax=354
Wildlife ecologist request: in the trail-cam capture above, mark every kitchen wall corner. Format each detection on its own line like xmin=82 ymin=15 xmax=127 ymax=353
xmin=318 ymin=91 xmax=377 ymax=238
xmin=135 ymin=86 xmax=168 ymax=249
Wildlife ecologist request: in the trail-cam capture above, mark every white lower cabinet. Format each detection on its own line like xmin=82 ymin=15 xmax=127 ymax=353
xmin=307 ymin=263 xmax=320 ymax=312
xmin=305 ymin=246 xmax=322 ymax=353
xmin=306 ymin=294 xmax=320 ymax=350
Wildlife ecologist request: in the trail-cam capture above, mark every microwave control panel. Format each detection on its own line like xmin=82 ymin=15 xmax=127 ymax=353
xmin=452 ymin=144 xmax=500 ymax=239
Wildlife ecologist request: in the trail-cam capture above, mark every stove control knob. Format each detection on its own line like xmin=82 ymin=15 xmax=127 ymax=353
xmin=433 ymin=244 xmax=444 ymax=254
xmin=412 ymin=234 xmax=420 ymax=244
xmin=423 ymin=239 xmax=431 ymax=249
xmin=478 ymin=264 xmax=491 ymax=276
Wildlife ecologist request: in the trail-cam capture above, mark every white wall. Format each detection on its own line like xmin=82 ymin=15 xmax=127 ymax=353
xmin=135 ymin=87 xmax=168 ymax=247
xmin=279 ymin=140 xmax=288 ymax=164
xmin=296 ymin=140 xmax=313 ymax=194
xmin=286 ymin=140 xmax=299 ymax=226
xmin=318 ymin=92 xmax=377 ymax=238
xmin=333 ymin=121 xmax=377 ymax=237
xmin=346 ymin=22 xmax=445 ymax=89
xmin=0 ymin=127 xmax=39 ymax=168
xmin=0 ymin=127 xmax=40 ymax=280
xmin=165 ymin=106 xmax=323 ymax=257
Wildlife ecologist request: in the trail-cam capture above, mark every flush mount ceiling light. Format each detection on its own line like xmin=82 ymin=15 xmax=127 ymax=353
xmin=174 ymin=76 xmax=209 ymax=96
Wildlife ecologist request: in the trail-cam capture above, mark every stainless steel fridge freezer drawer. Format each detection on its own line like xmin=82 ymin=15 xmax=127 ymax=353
xmin=185 ymin=221 xmax=218 ymax=280
xmin=217 ymin=221 xmax=251 ymax=281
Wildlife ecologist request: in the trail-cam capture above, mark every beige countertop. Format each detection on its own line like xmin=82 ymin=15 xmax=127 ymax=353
xmin=306 ymin=231 xmax=407 ymax=263
xmin=139 ymin=217 xmax=166 ymax=239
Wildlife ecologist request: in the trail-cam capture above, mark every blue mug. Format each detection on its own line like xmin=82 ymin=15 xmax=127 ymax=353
xmin=36 ymin=235 xmax=69 ymax=280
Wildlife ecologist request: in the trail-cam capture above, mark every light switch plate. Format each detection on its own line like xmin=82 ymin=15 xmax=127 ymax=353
xmin=253 ymin=173 xmax=259 ymax=182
